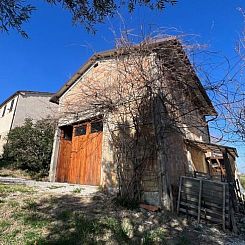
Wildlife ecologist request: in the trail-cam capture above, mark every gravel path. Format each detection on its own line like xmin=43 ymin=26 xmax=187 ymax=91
xmin=0 ymin=176 xmax=99 ymax=195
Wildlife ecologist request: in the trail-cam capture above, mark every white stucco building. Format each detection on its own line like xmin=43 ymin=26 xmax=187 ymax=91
xmin=0 ymin=91 xmax=57 ymax=155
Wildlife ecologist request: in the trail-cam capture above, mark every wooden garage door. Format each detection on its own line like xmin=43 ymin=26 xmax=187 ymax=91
xmin=57 ymin=121 xmax=103 ymax=185
xmin=56 ymin=126 xmax=73 ymax=183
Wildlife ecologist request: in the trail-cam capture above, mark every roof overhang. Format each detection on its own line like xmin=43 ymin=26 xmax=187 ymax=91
xmin=50 ymin=38 xmax=179 ymax=104
xmin=185 ymin=139 xmax=238 ymax=158
xmin=50 ymin=37 xmax=217 ymax=116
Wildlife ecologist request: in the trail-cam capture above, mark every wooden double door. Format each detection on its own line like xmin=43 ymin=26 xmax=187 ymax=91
xmin=56 ymin=121 xmax=103 ymax=185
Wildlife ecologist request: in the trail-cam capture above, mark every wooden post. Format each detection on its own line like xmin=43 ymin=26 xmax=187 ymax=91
xmin=152 ymin=95 xmax=172 ymax=211
xmin=222 ymin=184 xmax=226 ymax=231
xmin=197 ymin=179 xmax=202 ymax=223
xmin=177 ymin=176 xmax=182 ymax=214
xmin=223 ymin=148 xmax=238 ymax=212
xmin=230 ymin=205 xmax=238 ymax=234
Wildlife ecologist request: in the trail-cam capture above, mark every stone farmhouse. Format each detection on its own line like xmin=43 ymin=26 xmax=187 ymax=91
xmin=0 ymin=90 xmax=57 ymax=155
xmin=49 ymin=38 xmax=239 ymax=210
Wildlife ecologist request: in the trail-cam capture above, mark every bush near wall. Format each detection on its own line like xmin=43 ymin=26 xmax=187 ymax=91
xmin=2 ymin=118 xmax=56 ymax=179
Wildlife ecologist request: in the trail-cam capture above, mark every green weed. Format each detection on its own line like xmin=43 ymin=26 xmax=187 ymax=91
xmin=24 ymin=199 xmax=38 ymax=210
xmin=48 ymin=185 xmax=64 ymax=189
xmin=8 ymin=200 xmax=19 ymax=207
xmin=72 ymin=187 xmax=83 ymax=193
xmin=143 ymin=228 xmax=167 ymax=245
xmin=0 ymin=184 xmax=33 ymax=194
xmin=0 ymin=220 xmax=11 ymax=231
xmin=57 ymin=210 xmax=72 ymax=221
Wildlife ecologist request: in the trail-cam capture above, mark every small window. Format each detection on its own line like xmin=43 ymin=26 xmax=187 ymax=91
xmin=75 ymin=125 xmax=86 ymax=136
xmin=91 ymin=121 xmax=103 ymax=133
xmin=9 ymin=99 xmax=15 ymax=112
xmin=62 ymin=126 xmax=73 ymax=140
xmin=2 ymin=105 xmax=6 ymax=117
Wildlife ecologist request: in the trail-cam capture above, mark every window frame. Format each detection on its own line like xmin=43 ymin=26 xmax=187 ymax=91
xmin=74 ymin=124 xmax=87 ymax=136
xmin=9 ymin=99 xmax=15 ymax=112
xmin=61 ymin=125 xmax=73 ymax=141
xmin=2 ymin=105 xmax=7 ymax=117
xmin=91 ymin=121 xmax=103 ymax=133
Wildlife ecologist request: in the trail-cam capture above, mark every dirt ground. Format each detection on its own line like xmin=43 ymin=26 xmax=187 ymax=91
xmin=0 ymin=177 xmax=244 ymax=245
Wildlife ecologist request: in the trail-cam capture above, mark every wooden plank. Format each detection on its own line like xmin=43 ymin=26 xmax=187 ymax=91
xmin=222 ymin=184 xmax=226 ymax=230
xmin=198 ymin=179 xmax=202 ymax=223
xmin=182 ymin=184 xmax=226 ymax=194
xmin=202 ymin=208 xmax=228 ymax=220
xmin=183 ymin=178 xmax=200 ymax=186
xmin=183 ymin=176 xmax=228 ymax=188
xmin=179 ymin=208 xmax=229 ymax=226
xmin=202 ymin=201 xmax=230 ymax=213
xmin=182 ymin=185 xmax=228 ymax=198
xmin=182 ymin=183 xmax=226 ymax=195
xmin=56 ymin=135 xmax=72 ymax=183
xmin=179 ymin=207 xmax=198 ymax=217
xmin=181 ymin=198 xmax=224 ymax=212
xmin=183 ymin=179 xmax=226 ymax=192
xmin=202 ymin=181 xmax=226 ymax=191
xmin=180 ymin=201 xmax=198 ymax=209
xmin=230 ymin=205 xmax=238 ymax=233
xmin=83 ymin=127 xmax=102 ymax=185
xmin=223 ymin=149 xmax=238 ymax=213
xmin=216 ymin=159 xmax=226 ymax=176
xmin=181 ymin=193 xmax=230 ymax=210
xmin=182 ymin=186 xmax=228 ymax=200
xmin=181 ymin=190 xmax=227 ymax=205
xmin=180 ymin=202 xmax=229 ymax=219
xmin=177 ymin=177 xmax=183 ymax=214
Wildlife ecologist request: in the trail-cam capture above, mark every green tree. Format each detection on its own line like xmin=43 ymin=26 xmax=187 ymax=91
xmin=2 ymin=118 xmax=56 ymax=178
xmin=0 ymin=0 xmax=177 ymax=37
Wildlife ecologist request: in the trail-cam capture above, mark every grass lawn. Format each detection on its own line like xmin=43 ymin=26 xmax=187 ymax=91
xmin=0 ymin=182 xmax=243 ymax=245
xmin=0 ymin=183 xmax=168 ymax=244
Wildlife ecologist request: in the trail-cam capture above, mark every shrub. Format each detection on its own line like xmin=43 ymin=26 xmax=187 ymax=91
xmin=2 ymin=118 xmax=56 ymax=178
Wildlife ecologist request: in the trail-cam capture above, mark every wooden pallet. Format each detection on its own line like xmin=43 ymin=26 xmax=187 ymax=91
xmin=177 ymin=176 xmax=230 ymax=230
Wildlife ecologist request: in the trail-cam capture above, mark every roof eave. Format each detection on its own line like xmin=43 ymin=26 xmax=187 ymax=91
xmin=50 ymin=37 xmax=217 ymax=116
xmin=50 ymin=38 xmax=180 ymax=104
xmin=50 ymin=58 xmax=97 ymax=104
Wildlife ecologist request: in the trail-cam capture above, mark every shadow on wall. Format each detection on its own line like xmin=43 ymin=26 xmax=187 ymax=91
xmin=107 ymin=97 xmax=158 ymax=206
xmin=104 ymin=92 xmax=190 ymax=209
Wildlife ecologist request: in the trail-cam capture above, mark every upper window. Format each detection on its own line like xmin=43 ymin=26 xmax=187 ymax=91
xmin=91 ymin=121 xmax=103 ymax=133
xmin=75 ymin=125 xmax=86 ymax=136
xmin=62 ymin=126 xmax=73 ymax=140
xmin=9 ymin=99 xmax=15 ymax=112
xmin=2 ymin=105 xmax=6 ymax=117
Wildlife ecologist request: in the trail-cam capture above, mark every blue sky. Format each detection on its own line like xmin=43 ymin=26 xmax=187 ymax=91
xmin=0 ymin=0 xmax=244 ymax=171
